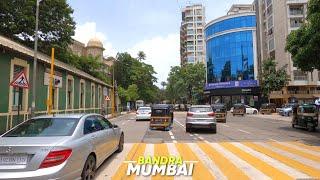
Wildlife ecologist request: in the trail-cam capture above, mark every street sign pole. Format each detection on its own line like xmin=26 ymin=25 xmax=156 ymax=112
xmin=47 ymin=48 xmax=55 ymax=114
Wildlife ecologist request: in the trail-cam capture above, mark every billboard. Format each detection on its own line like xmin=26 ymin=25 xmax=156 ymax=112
xmin=205 ymin=80 xmax=259 ymax=90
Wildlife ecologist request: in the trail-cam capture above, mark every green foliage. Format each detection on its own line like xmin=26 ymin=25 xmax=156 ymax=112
xmin=126 ymin=84 xmax=139 ymax=102
xmin=259 ymin=59 xmax=290 ymax=98
xmin=114 ymin=52 xmax=158 ymax=103
xmin=286 ymin=0 xmax=320 ymax=72
xmin=0 ymin=0 xmax=76 ymax=60
xmin=137 ymin=51 xmax=146 ymax=61
xmin=166 ymin=63 xmax=206 ymax=104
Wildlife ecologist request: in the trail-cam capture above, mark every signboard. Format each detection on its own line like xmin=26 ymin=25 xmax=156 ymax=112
xmin=44 ymin=72 xmax=62 ymax=88
xmin=105 ymin=96 xmax=110 ymax=101
xmin=205 ymin=80 xmax=259 ymax=90
xmin=103 ymin=87 xmax=109 ymax=96
xmin=10 ymin=71 xmax=29 ymax=89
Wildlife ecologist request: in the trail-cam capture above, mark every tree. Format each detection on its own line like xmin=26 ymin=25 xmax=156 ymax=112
xmin=126 ymin=84 xmax=139 ymax=102
xmin=137 ymin=51 xmax=146 ymax=61
xmin=0 ymin=0 xmax=76 ymax=59
xmin=161 ymin=81 xmax=167 ymax=90
xmin=166 ymin=63 xmax=206 ymax=104
xmin=259 ymin=59 xmax=290 ymax=101
xmin=286 ymin=0 xmax=320 ymax=72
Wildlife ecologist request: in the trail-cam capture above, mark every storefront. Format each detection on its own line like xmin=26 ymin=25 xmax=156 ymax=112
xmin=204 ymin=80 xmax=261 ymax=110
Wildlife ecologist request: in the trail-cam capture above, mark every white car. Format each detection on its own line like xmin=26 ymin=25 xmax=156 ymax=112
xmin=245 ymin=105 xmax=258 ymax=114
xmin=136 ymin=107 xmax=151 ymax=121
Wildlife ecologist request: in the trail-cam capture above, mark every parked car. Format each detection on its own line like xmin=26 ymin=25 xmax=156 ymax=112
xmin=186 ymin=105 xmax=216 ymax=133
xmin=278 ymin=103 xmax=295 ymax=116
xmin=245 ymin=105 xmax=258 ymax=114
xmin=136 ymin=106 xmax=152 ymax=121
xmin=0 ymin=114 xmax=124 ymax=180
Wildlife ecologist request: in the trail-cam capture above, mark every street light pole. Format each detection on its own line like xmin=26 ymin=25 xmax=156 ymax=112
xmin=31 ymin=0 xmax=40 ymax=117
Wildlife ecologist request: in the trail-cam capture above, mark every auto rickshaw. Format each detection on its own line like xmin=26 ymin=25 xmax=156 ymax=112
xmin=292 ymin=104 xmax=318 ymax=132
xmin=260 ymin=103 xmax=276 ymax=114
xmin=150 ymin=104 xmax=174 ymax=131
xmin=212 ymin=103 xmax=227 ymax=122
xmin=232 ymin=103 xmax=246 ymax=116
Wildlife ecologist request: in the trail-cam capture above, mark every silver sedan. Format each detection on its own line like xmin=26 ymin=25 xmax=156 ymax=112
xmin=0 ymin=114 xmax=124 ymax=180
xmin=186 ymin=105 xmax=217 ymax=133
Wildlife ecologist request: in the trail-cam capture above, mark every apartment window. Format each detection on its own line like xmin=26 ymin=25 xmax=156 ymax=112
xmin=290 ymin=18 xmax=303 ymax=28
xmin=266 ymin=5 xmax=273 ymax=16
xmin=187 ymin=29 xmax=194 ymax=34
xmin=80 ymin=81 xmax=85 ymax=108
xmin=294 ymin=70 xmax=308 ymax=81
xmin=12 ymin=65 xmax=24 ymax=111
xmin=66 ymin=77 xmax=74 ymax=109
xmin=266 ymin=0 xmax=272 ymax=7
xmin=289 ymin=5 xmax=303 ymax=16
xmin=267 ymin=16 xmax=273 ymax=28
xmin=196 ymin=17 xmax=202 ymax=21
xmin=97 ymin=86 xmax=102 ymax=108
xmin=187 ymin=46 xmax=194 ymax=51
xmin=91 ymin=84 xmax=95 ymax=108
xmin=268 ymin=38 xmax=275 ymax=51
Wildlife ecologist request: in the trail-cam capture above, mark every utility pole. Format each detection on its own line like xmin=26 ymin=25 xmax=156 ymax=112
xmin=112 ymin=67 xmax=115 ymax=117
xmin=31 ymin=0 xmax=41 ymax=117
xmin=47 ymin=48 xmax=55 ymax=114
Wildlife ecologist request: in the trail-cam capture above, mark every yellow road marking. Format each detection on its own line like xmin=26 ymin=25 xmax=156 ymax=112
xmin=220 ymin=142 xmax=293 ymax=180
xmin=112 ymin=143 xmax=146 ymax=180
xmin=197 ymin=142 xmax=249 ymax=180
xmin=175 ymin=143 xmax=215 ymax=180
xmin=243 ymin=142 xmax=320 ymax=178
xmin=289 ymin=142 xmax=320 ymax=152
xmin=268 ymin=142 xmax=320 ymax=162
xmin=152 ymin=144 xmax=173 ymax=180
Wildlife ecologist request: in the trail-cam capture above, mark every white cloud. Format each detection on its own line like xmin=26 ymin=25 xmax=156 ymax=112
xmin=127 ymin=34 xmax=180 ymax=87
xmin=73 ymin=22 xmax=117 ymax=57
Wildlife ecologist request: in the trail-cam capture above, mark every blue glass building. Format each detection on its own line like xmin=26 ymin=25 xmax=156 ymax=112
xmin=204 ymin=12 xmax=260 ymax=108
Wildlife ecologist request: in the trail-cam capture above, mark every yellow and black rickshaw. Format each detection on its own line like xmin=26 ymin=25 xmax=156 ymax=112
xmin=292 ymin=104 xmax=318 ymax=132
xmin=150 ymin=104 xmax=173 ymax=131
xmin=212 ymin=103 xmax=227 ymax=122
xmin=232 ymin=103 xmax=246 ymax=116
xmin=260 ymin=103 xmax=276 ymax=114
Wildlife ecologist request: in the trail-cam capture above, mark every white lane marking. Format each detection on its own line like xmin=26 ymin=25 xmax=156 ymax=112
xmin=222 ymin=124 xmax=230 ymax=127
xmin=233 ymin=142 xmax=310 ymax=179
xmin=256 ymin=142 xmax=320 ymax=169
xmin=170 ymin=135 xmax=175 ymax=139
xmin=198 ymin=136 xmax=204 ymax=140
xmin=268 ymin=138 xmax=278 ymax=142
xmin=166 ymin=143 xmax=191 ymax=180
xmin=173 ymin=140 xmax=177 ymax=143
xmin=168 ymin=131 xmax=173 ymax=136
xmin=194 ymin=133 xmax=199 ymax=136
xmin=136 ymin=144 xmax=153 ymax=180
xmin=189 ymin=134 xmax=194 ymax=137
xmin=174 ymin=119 xmax=185 ymax=128
xmin=238 ymin=129 xmax=251 ymax=134
xmin=188 ymin=143 xmax=227 ymax=180
xmin=208 ymin=142 xmax=270 ymax=180
xmin=95 ymin=143 xmax=134 ymax=179
xmin=193 ymin=137 xmax=198 ymax=140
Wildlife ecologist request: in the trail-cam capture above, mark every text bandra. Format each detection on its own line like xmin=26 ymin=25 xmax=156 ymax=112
xmin=126 ymin=156 xmax=195 ymax=176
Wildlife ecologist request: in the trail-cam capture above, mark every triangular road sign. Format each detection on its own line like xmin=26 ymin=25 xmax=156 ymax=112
xmin=10 ymin=71 xmax=29 ymax=89
xmin=105 ymin=96 xmax=110 ymax=101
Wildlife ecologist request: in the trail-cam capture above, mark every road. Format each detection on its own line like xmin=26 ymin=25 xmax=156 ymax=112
xmin=95 ymin=112 xmax=320 ymax=180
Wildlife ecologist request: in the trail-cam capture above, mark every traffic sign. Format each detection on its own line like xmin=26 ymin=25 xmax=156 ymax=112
xmin=10 ymin=71 xmax=29 ymax=89
xmin=105 ymin=96 xmax=110 ymax=101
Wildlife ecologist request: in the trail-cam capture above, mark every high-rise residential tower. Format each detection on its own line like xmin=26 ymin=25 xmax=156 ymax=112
xmin=180 ymin=4 xmax=206 ymax=65
xmin=255 ymin=0 xmax=318 ymax=105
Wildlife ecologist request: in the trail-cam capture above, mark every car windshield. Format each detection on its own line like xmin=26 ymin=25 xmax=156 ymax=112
xmin=138 ymin=107 xmax=151 ymax=111
xmin=301 ymin=106 xmax=316 ymax=113
xmin=190 ymin=107 xmax=212 ymax=112
xmin=3 ymin=118 xmax=79 ymax=137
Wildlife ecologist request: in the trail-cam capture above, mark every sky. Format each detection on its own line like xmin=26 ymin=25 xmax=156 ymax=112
xmin=68 ymin=0 xmax=252 ymax=86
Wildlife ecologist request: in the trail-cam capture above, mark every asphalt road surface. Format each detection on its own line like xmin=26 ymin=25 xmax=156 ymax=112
xmin=95 ymin=112 xmax=320 ymax=180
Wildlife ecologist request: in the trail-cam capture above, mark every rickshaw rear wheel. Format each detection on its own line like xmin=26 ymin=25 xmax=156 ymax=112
xmin=307 ymin=126 xmax=315 ymax=132
xmin=292 ymin=124 xmax=295 ymax=128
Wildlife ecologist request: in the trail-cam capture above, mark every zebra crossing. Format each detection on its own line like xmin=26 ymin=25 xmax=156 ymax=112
xmin=95 ymin=141 xmax=320 ymax=180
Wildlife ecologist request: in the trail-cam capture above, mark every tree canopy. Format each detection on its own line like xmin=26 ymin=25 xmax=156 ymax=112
xmin=0 ymin=0 xmax=76 ymax=58
xmin=166 ymin=63 xmax=206 ymax=104
xmin=259 ymin=59 xmax=290 ymax=99
xmin=114 ymin=52 xmax=158 ymax=104
xmin=286 ymin=0 xmax=320 ymax=72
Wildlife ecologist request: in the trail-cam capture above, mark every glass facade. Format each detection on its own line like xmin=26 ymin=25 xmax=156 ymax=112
xmin=205 ymin=15 xmax=256 ymax=84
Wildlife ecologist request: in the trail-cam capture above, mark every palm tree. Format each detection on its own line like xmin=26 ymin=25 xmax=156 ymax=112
xmin=161 ymin=81 xmax=167 ymax=90
xmin=137 ymin=51 xmax=146 ymax=61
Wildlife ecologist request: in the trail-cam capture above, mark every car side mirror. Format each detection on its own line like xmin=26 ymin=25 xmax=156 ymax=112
xmin=113 ymin=124 xmax=118 ymax=128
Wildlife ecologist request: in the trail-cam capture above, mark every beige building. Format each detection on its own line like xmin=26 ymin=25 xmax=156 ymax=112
xmin=180 ymin=4 xmax=206 ymax=65
xmin=255 ymin=0 xmax=319 ymax=105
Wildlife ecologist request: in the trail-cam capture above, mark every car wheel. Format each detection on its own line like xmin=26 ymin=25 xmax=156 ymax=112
xmin=116 ymin=133 xmax=124 ymax=153
xmin=186 ymin=127 xmax=190 ymax=133
xmin=308 ymin=126 xmax=315 ymax=132
xmin=292 ymin=124 xmax=295 ymax=128
xmin=253 ymin=111 xmax=257 ymax=115
xmin=81 ymin=155 xmax=96 ymax=180
xmin=212 ymin=127 xmax=217 ymax=134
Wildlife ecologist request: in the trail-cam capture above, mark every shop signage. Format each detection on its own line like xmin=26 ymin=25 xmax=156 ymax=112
xmin=44 ymin=72 xmax=62 ymax=88
xmin=205 ymin=80 xmax=259 ymax=90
